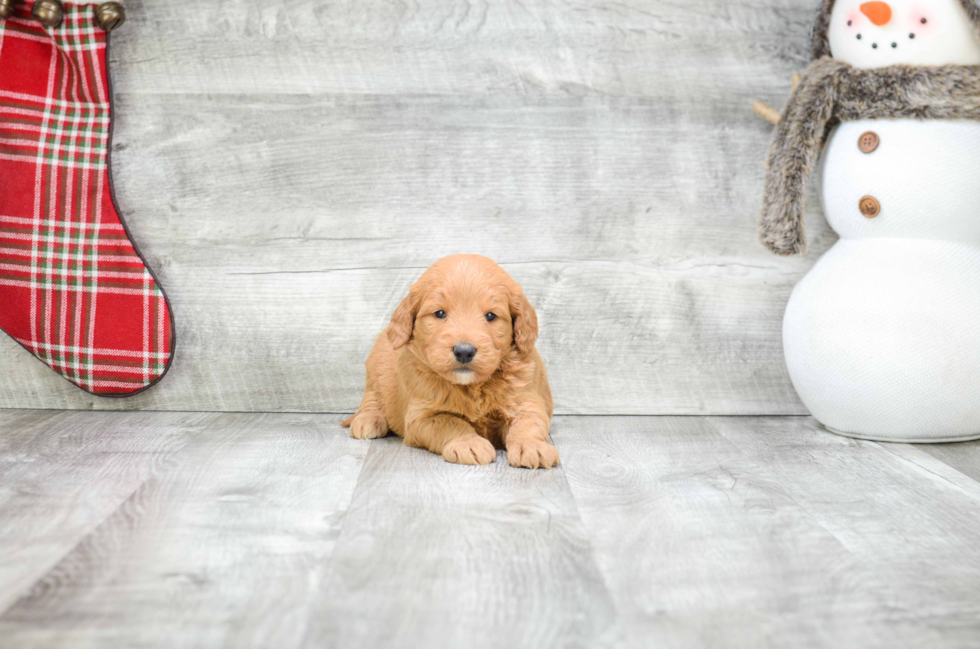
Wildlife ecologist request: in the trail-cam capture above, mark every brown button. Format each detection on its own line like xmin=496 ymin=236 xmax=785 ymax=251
xmin=859 ymin=195 xmax=881 ymax=218
xmin=858 ymin=131 xmax=879 ymax=153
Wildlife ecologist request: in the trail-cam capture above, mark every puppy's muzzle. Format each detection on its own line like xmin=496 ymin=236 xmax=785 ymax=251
xmin=453 ymin=343 xmax=477 ymax=364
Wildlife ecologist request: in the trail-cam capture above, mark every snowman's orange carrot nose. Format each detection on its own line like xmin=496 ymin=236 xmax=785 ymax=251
xmin=860 ymin=1 xmax=892 ymax=26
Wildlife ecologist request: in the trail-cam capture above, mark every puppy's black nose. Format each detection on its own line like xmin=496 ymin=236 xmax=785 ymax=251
xmin=453 ymin=343 xmax=477 ymax=364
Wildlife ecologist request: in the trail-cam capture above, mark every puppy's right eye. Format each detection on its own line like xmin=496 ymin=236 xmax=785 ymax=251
xmin=434 ymin=310 xmax=447 ymax=319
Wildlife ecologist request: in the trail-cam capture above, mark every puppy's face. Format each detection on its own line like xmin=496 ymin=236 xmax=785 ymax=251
xmin=387 ymin=255 xmax=538 ymax=386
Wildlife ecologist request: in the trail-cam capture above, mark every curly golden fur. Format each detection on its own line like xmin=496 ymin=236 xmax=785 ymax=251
xmin=342 ymin=255 xmax=557 ymax=469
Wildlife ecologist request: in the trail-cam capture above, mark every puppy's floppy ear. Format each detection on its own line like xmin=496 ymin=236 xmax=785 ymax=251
xmin=387 ymin=285 xmax=420 ymax=350
xmin=509 ymin=285 xmax=538 ymax=354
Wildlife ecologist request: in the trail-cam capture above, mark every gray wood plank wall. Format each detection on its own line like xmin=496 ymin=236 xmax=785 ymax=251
xmin=0 ymin=0 xmax=833 ymax=414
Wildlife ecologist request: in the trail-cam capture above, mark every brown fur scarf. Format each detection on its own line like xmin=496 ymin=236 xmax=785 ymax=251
xmin=760 ymin=58 xmax=980 ymax=256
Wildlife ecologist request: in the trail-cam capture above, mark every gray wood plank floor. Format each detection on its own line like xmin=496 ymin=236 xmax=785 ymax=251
xmin=0 ymin=0 xmax=825 ymax=415
xmin=3 ymin=410 xmax=980 ymax=648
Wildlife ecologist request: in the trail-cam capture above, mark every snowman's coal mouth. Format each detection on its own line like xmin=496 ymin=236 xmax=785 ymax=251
xmin=856 ymin=32 xmax=918 ymax=50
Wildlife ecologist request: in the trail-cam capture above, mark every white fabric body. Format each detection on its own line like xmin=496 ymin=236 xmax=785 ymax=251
xmin=783 ymin=119 xmax=980 ymax=441
xmin=828 ymin=0 xmax=980 ymax=69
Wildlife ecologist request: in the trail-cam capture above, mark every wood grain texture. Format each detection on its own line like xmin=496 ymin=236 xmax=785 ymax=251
xmin=557 ymin=416 xmax=899 ymax=648
xmin=707 ymin=417 xmax=980 ymax=647
xmin=0 ymin=412 xmax=369 ymax=648
xmin=108 ymin=0 xmax=816 ymax=97
xmin=898 ymin=440 xmax=980 ymax=484
xmin=559 ymin=416 xmax=980 ymax=648
xmin=303 ymin=433 xmax=621 ymax=649
xmin=0 ymin=409 xmax=218 ymax=613
xmin=4 ymin=411 xmax=980 ymax=647
xmin=0 ymin=0 xmax=831 ymax=414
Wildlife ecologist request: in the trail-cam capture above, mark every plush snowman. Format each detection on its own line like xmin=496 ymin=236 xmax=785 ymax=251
xmin=759 ymin=0 xmax=980 ymax=441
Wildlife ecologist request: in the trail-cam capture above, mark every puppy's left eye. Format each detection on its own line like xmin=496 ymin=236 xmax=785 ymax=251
xmin=485 ymin=312 xmax=497 ymax=322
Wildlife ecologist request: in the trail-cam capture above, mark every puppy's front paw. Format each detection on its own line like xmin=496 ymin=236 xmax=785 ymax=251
xmin=442 ymin=435 xmax=496 ymax=466
xmin=507 ymin=439 xmax=560 ymax=469
xmin=350 ymin=411 xmax=389 ymax=440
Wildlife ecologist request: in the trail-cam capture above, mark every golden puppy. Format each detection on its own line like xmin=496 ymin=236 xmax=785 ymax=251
xmin=342 ymin=255 xmax=558 ymax=469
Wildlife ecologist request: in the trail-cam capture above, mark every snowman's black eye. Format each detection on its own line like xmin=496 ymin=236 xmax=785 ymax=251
xmin=485 ymin=312 xmax=497 ymax=322
xmin=921 ymin=17 xmax=928 ymax=24
xmin=435 ymin=310 xmax=446 ymax=319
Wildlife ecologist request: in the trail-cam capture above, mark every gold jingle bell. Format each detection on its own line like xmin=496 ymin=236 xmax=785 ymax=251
xmin=0 ymin=0 xmax=16 ymax=21
xmin=32 ymin=0 xmax=65 ymax=27
xmin=94 ymin=2 xmax=125 ymax=32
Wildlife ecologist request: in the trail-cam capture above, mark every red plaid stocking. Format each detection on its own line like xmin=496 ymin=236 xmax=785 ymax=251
xmin=0 ymin=1 xmax=174 ymax=396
